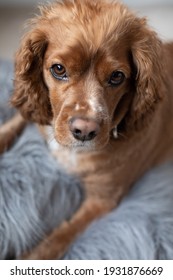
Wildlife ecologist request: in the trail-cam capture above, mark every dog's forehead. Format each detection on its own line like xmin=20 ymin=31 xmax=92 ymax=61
xmin=42 ymin=0 xmax=134 ymax=54
xmin=45 ymin=33 xmax=130 ymax=77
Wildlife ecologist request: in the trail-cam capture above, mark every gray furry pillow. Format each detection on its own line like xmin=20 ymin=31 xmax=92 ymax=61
xmin=1 ymin=60 xmax=173 ymax=259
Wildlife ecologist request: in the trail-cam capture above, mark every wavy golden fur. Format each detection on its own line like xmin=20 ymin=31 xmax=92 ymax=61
xmin=12 ymin=0 xmax=173 ymax=259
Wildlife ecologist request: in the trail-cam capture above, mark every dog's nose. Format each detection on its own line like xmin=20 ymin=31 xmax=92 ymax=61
xmin=69 ymin=118 xmax=100 ymax=141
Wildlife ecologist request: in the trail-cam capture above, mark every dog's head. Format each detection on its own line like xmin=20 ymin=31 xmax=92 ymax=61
xmin=12 ymin=0 xmax=164 ymax=151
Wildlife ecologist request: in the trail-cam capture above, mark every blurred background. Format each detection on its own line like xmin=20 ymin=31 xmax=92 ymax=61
xmin=0 ymin=0 xmax=173 ymax=61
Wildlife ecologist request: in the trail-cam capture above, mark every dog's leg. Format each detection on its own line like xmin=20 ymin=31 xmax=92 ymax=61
xmin=0 ymin=113 xmax=26 ymax=153
xmin=22 ymin=199 xmax=113 ymax=260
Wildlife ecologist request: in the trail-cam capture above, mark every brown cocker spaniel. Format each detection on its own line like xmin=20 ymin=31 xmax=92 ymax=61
xmin=12 ymin=0 xmax=173 ymax=259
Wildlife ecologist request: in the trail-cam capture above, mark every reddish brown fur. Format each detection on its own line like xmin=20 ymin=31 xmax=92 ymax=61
xmin=12 ymin=0 xmax=173 ymax=259
xmin=0 ymin=113 xmax=26 ymax=154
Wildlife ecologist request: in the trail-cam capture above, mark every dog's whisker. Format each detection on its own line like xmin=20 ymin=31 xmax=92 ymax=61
xmin=117 ymin=131 xmax=128 ymax=140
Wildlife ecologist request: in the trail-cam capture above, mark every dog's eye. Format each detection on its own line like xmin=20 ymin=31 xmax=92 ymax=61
xmin=50 ymin=64 xmax=68 ymax=81
xmin=109 ymin=71 xmax=125 ymax=86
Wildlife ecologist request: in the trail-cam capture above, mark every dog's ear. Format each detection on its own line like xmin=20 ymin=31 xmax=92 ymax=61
xmin=129 ymin=19 xmax=164 ymax=127
xmin=11 ymin=29 xmax=52 ymax=124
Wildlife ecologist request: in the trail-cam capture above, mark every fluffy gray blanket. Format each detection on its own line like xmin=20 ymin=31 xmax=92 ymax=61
xmin=1 ymin=59 xmax=173 ymax=260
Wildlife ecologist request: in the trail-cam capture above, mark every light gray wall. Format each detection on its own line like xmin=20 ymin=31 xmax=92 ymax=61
xmin=0 ymin=0 xmax=172 ymax=6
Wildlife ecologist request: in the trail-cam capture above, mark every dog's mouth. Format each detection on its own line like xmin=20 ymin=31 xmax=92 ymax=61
xmin=54 ymin=126 xmax=113 ymax=152
xmin=55 ymin=134 xmax=108 ymax=152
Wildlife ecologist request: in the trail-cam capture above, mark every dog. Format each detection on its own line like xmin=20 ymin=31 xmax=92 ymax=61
xmin=0 ymin=113 xmax=26 ymax=154
xmin=11 ymin=0 xmax=173 ymax=259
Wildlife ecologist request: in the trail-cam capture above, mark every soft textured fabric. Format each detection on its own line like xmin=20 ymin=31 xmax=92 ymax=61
xmin=0 ymin=60 xmax=173 ymax=259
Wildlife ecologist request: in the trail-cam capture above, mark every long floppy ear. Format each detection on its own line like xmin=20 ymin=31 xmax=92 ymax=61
xmin=129 ymin=19 xmax=164 ymax=127
xmin=11 ymin=29 xmax=52 ymax=124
